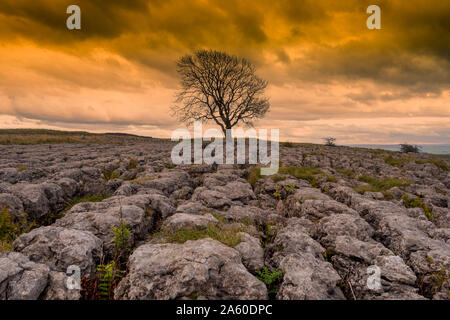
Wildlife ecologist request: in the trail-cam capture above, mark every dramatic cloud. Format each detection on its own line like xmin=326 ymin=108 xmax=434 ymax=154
xmin=0 ymin=0 xmax=448 ymax=143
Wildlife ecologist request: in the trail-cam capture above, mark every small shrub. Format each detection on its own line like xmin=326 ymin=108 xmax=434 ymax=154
xmin=126 ymin=158 xmax=138 ymax=170
xmin=247 ymin=167 xmax=263 ymax=187
xmin=402 ymin=194 xmax=434 ymax=221
xmin=16 ymin=166 xmax=27 ymax=172
xmin=400 ymin=144 xmax=421 ymax=153
xmin=102 ymin=168 xmax=120 ymax=181
xmin=0 ymin=205 xmax=34 ymax=252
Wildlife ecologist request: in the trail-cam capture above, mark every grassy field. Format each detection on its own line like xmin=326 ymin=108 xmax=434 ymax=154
xmin=0 ymin=129 xmax=154 ymax=145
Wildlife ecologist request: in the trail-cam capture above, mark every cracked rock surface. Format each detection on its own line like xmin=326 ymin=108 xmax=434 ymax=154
xmin=0 ymin=142 xmax=449 ymax=300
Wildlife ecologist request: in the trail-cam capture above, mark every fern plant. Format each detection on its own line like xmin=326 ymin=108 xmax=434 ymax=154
xmin=111 ymin=221 xmax=131 ymax=264
xmin=256 ymin=266 xmax=284 ymax=297
xmin=96 ymin=261 xmax=123 ymax=299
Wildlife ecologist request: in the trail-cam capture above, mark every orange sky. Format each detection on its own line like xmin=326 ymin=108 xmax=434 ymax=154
xmin=0 ymin=0 xmax=449 ymax=143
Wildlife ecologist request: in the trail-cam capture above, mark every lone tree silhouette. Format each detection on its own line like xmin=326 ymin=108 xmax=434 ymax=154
xmin=400 ymin=144 xmax=421 ymax=153
xmin=172 ymin=50 xmax=270 ymax=135
xmin=323 ymin=137 xmax=336 ymax=147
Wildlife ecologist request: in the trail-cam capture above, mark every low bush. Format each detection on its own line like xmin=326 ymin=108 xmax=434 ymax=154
xmin=0 ymin=205 xmax=35 ymax=252
xmin=400 ymin=144 xmax=421 ymax=153
xmin=247 ymin=167 xmax=263 ymax=187
xmin=126 ymin=158 xmax=139 ymax=170
xmin=102 ymin=168 xmax=120 ymax=181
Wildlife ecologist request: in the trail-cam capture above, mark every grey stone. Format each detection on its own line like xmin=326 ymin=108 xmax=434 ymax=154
xmin=14 ymin=226 xmax=102 ymax=277
xmin=115 ymin=239 xmax=268 ymax=300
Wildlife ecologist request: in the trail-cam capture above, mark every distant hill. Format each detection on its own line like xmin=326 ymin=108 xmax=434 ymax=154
xmin=348 ymin=144 xmax=450 ymax=156
xmin=0 ymin=129 xmax=154 ymax=145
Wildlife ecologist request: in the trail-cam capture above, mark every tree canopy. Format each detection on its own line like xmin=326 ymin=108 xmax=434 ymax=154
xmin=172 ymin=50 xmax=270 ymax=135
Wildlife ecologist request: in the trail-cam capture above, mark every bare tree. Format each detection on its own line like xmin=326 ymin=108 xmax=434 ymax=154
xmin=323 ymin=137 xmax=337 ymax=146
xmin=172 ymin=50 xmax=270 ymax=135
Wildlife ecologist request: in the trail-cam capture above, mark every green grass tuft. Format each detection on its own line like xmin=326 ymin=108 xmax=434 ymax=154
xmin=102 ymin=168 xmax=120 ymax=181
xmin=336 ymin=169 xmax=356 ymax=178
xmin=384 ymin=156 xmax=412 ymax=167
xmin=416 ymin=159 xmax=449 ymax=171
xmin=278 ymin=166 xmax=322 ymax=187
xmin=402 ymin=194 xmax=434 ymax=221
xmin=130 ymin=176 xmax=154 ymax=184
xmin=154 ymin=223 xmax=247 ymax=247
xmin=62 ymin=195 xmax=107 ymax=214
xmin=272 ymin=175 xmax=286 ymax=183
xmin=0 ymin=205 xmax=35 ymax=252
xmin=354 ymin=175 xmax=410 ymax=194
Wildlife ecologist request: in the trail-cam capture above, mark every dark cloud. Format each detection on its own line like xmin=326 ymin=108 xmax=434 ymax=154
xmin=287 ymin=45 xmax=450 ymax=94
xmin=0 ymin=0 xmax=449 ymax=144
xmin=1 ymin=0 xmax=448 ymax=93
